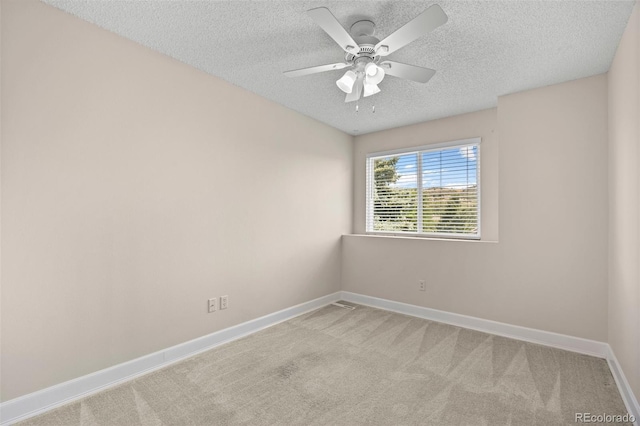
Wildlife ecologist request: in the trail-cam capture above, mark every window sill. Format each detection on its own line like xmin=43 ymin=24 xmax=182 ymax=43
xmin=344 ymin=233 xmax=498 ymax=243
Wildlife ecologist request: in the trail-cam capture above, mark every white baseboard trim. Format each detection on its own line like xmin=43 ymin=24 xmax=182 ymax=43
xmin=606 ymin=346 xmax=640 ymax=425
xmin=340 ymin=291 xmax=639 ymax=424
xmin=340 ymin=291 xmax=609 ymax=358
xmin=0 ymin=292 xmax=341 ymax=425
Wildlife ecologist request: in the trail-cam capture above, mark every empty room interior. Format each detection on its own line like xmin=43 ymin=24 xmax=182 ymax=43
xmin=1 ymin=0 xmax=639 ymax=424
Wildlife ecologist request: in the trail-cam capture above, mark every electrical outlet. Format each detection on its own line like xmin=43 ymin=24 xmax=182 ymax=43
xmin=220 ymin=295 xmax=228 ymax=310
xmin=208 ymin=298 xmax=217 ymax=313
xmin=419 ymin=280 xmax=426 ymax=291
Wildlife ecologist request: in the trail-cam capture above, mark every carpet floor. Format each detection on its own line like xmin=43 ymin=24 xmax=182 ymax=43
xmin=19 ymin=302 xmax=630 ymax=425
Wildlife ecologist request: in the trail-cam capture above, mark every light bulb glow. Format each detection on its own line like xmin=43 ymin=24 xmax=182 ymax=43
xmin=336 ymin=70 xmax=357 ymax=94
xmin=365 ymin=62 xmax=378 ymax=77
xmin=365 ymin=64 xmax=385 ymax=85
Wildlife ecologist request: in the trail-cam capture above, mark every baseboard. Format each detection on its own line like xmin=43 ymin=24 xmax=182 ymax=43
xmin=607 ymin=347 xmax=640 ymax=425
xmin=0 ymin=292 xmax=341 ymax=425
xmin=339 ymin=291 xmax=609 ymax=357
xmin=339 ymin=291 xmax=638 ymax=424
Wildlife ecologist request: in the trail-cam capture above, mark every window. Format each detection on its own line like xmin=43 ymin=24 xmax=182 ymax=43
xmin=366 ymin=138 xmax=480 ymax=239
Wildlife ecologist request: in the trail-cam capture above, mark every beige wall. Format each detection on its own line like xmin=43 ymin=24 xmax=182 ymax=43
xmin=0 ymin=0 xmax=353 ymax=401
xmin=344 ymin=74 xmax=609 ymax=342
xmin=608 ymin=1 xmax=640 ymax=399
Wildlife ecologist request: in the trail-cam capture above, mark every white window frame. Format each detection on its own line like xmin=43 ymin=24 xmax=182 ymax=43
xmin=365 ymin=137 xmax=481 ymax=240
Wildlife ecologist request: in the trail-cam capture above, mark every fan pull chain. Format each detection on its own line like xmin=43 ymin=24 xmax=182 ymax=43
xmin=355 ymin=104 xmax=377 ymax=113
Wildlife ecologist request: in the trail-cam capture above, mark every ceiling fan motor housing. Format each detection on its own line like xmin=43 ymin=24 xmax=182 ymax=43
xmin=346 ymin=40 xmax=380 ymax=63
xmin=345 ymin=20 xmax=380 ymax=64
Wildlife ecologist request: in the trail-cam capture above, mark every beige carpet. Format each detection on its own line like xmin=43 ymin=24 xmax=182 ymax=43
xmin=19 ymin=302 xmax=630 ymax=425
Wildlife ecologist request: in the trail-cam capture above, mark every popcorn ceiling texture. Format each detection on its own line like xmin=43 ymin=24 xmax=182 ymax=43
xmin=42 ymin=0 xmax=635 ymax=135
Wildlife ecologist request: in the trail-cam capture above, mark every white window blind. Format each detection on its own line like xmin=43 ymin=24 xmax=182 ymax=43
xmin=366 ymin=139 xmax=480 ymax=239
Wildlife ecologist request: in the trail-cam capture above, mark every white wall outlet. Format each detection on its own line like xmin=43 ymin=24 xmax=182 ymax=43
xmin=220 ymin=295 xmax=228 ymax=310
xmin=419 ymin=280 xmax=426 ymax=291
xmin=208 ymin=298 xmax=217 ymax=313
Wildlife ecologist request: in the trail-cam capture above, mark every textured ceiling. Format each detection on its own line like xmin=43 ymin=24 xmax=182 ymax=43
xmin=42 ymin=0 xmax=635 ymax=135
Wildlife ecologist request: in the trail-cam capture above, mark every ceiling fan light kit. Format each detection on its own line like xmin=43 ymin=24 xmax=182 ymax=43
xmin=283 ymin=4 xmax=448 ymax=103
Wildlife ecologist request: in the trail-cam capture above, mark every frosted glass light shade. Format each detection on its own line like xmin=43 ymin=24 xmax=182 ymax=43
xmin=363 ymin=82 xmax=380 ymax=97
xmin=336 ymin=70 xmax=357 ymax=93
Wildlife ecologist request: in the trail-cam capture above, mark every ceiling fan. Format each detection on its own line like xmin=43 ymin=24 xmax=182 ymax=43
xmin=283 ymin=5 xmax=448 ymax=103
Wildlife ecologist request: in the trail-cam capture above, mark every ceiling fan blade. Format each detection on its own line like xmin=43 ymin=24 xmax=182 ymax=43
xmin=380 ymin=61 xmax=436 ymax=83
xmin=307 ymin=7 xmax=359 ymax=54
xmin=375 ymin=4 xmax=448 ymax=56
xmin=345 ymin=74 xmax=364 ymax=103
xmin=283 ymin=63 xmax=349 ymax=78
